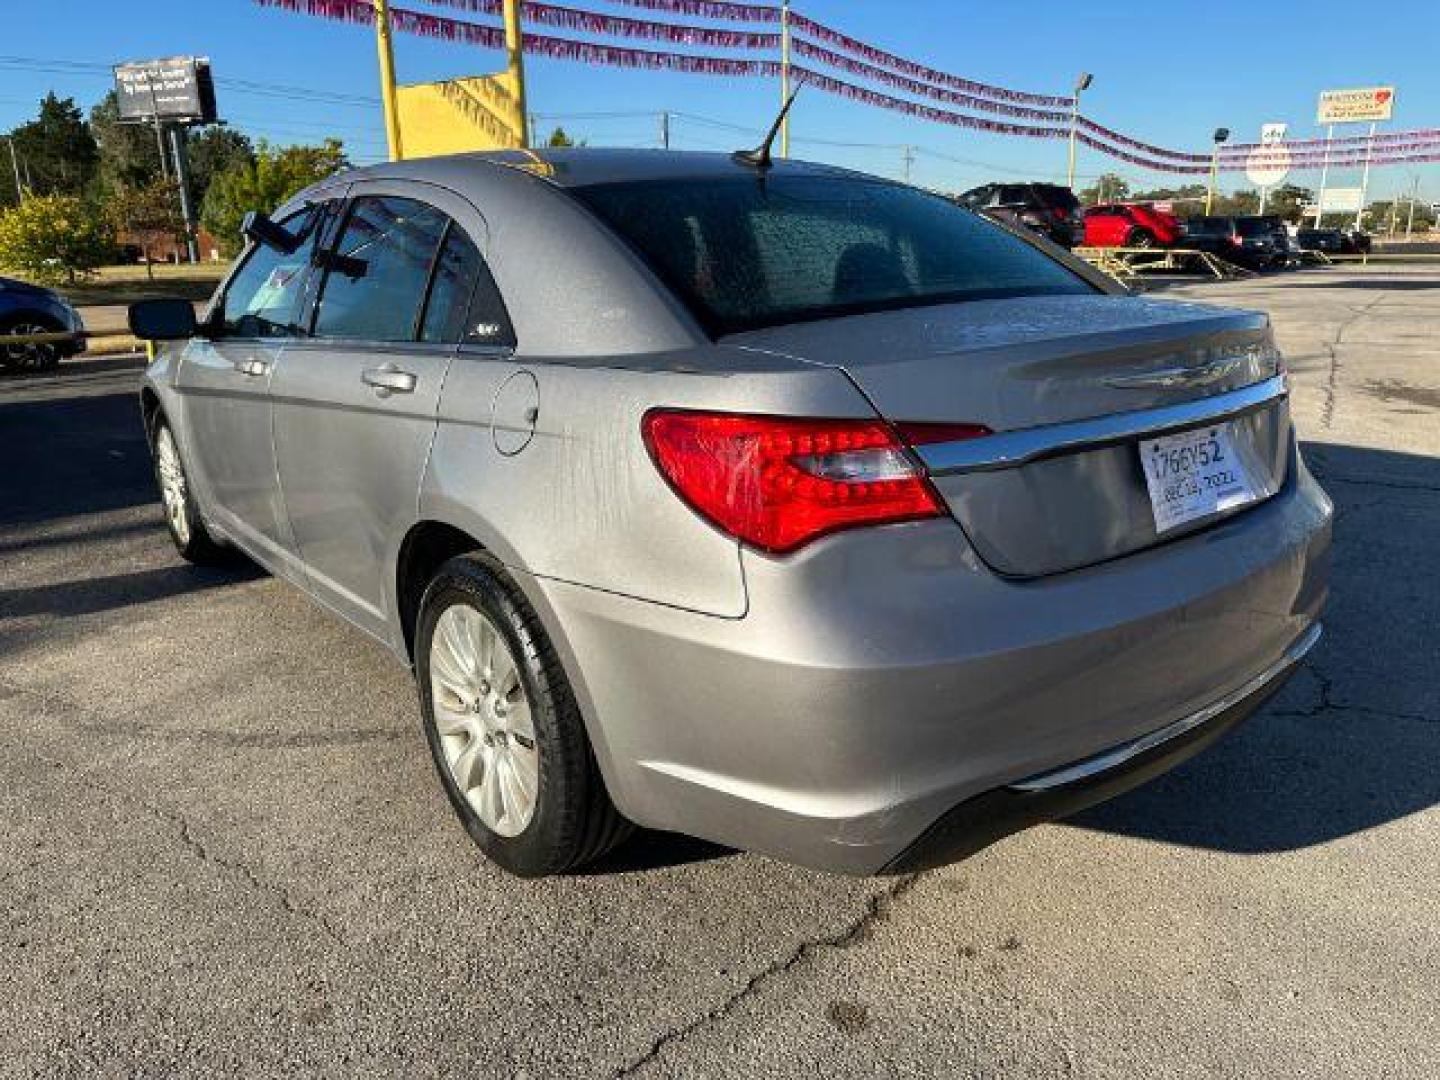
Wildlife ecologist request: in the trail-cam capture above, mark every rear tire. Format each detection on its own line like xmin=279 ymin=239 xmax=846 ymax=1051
xmin=416 ymin=553 xmax=631 ymax=877
xmin=1126 ymin=228 xmax=1156 ymax=249
xmin=149 ymin=416 xmax=232 ymax=565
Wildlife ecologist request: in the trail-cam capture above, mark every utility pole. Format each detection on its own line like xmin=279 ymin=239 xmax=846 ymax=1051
xmin=660 ymin=110 xmax=671 ymax=150
xmin=168 ymin=127 xmax=199 ymax=264
xmin=779 ymin=0 xmax=791 ymax=158
xmin=1067 ymin=73 xmax=1093 ymax=191
xmin=1405 ymin=173 xmax=1420 ymax=238
xmin=1205 ymin=127 xmax=1230 ymax=216
xmin=901 ymin=144 xmax=915 ymax=184
xmin=6 ymin=138 xmax=22 ymax=203
xmin=373 ymin=0 xmax=403 ymax=160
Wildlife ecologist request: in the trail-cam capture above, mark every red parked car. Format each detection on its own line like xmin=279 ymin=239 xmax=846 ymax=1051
xmin=1083 ymin=203 xmax=1183 ymax=248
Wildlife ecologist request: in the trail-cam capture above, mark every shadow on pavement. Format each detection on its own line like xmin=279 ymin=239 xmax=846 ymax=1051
xmin=1069 ymin=442 xmax=1438 ymax=854
xmin=0 ymin=563 xmax=261 ymax=622
xmin=581 ymin=829 xmax=736 ymax=875
xmin=0 ymin=388 xmax=154 ymax=529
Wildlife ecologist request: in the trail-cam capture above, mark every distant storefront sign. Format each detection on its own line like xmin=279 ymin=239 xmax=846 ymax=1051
xmin=114 ymin=57 xmax=218 ymax=124
xmin=1316 ymin=87 xmax=1395 ymax=125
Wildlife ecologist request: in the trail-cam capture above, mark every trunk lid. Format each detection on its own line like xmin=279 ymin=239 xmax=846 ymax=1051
xmin=726 ymin=294 xmax=1291 ymax=577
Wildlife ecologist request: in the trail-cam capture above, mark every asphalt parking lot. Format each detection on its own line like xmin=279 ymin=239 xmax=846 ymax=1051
xmin=2 ymin=267 xmax=1436 ymax=1077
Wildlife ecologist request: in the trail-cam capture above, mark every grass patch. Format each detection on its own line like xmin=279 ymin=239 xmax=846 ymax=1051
xmin=60 ymin=263 xmax=230 ymax=306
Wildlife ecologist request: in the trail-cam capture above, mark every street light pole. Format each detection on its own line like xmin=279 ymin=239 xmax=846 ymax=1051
xmin=1067 ymin=73 xmax=1093 ymax=191
xmin=1205 ymin=127 xmax=1229 ymax=215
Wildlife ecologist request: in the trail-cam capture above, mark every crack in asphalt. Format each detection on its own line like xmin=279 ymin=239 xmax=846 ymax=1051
xmin=1268 ymin=666 xmax=1433 ymax=726
xmin=611 ymin=873 xmax=923 ymax=1077
xmin=1319 ymin=294 xmax=1389 ymax=431
xmin=4 ymin=679 xmax=348 ymax=947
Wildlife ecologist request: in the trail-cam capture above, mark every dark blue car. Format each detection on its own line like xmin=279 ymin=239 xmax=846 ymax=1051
xmin=1 ymin=275 xmax=86 ymax=372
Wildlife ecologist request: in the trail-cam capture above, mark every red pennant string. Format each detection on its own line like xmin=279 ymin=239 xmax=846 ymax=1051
xmin=252 ymin=1 xmax=1440 ymax=174
xmin=418 ymin=0 xmax=781 ymax=49
xmin=789 ymin=13 xmax=1072 ymax=108
xmin=601 ymin=0 xmax=780 ymax=22
xmin=792 ymin=38 xmax=1070 ymax=123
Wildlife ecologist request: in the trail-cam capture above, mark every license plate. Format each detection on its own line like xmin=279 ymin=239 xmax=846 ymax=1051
xmin=1140 ymin=424 xmax=1258 ymax=534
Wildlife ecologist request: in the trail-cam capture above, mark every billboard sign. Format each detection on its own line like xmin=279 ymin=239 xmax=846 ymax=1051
xmin=114 ymin=57 xmax=217 ymax=124
xmin=1260 ymin=122 xmax=1288 ymax=145
xmin=1318 ymin=187 xmax=1364 ymax=213
xmin=1316 ymin=86 xmax=1395 ymax=125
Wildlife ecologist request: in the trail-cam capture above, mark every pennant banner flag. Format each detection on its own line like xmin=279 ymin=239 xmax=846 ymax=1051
xmin=253 ymin=0 xmax=1440 ymax=173
xmin=418 ymin=0 xmax=781 ymax=49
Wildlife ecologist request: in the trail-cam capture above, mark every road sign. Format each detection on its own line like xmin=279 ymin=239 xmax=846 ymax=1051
xmin=114 ymin=57 xmax=218 ymax=125
xmin=1317 ymin=87 xmax=1395 ymax=125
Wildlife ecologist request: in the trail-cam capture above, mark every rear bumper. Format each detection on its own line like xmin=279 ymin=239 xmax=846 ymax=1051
xmin=521 ymin=453 xmax=1331 ymax=875
xmin=883 ymin=623 xmax=1318 ymax=873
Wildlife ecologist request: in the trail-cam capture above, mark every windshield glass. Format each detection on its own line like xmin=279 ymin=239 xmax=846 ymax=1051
xmin=573 ymin=175 xmax=1095 ymax=336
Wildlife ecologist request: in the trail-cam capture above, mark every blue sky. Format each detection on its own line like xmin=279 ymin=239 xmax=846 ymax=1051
xmin=2 ymin=0 xmax=1435 ymax=200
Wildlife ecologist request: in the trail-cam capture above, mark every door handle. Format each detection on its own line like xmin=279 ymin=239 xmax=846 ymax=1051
xmin=362 ymin=364 xmax=418 ymax=395
xmin=236 ymin=359 xmax=269 ymax=377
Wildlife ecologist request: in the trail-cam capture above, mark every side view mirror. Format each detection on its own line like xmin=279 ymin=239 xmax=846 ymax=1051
xmin=242 ymin=210 xmax=302 ymax=255
xmin=128 ymin=298 xmax=199 ymax=341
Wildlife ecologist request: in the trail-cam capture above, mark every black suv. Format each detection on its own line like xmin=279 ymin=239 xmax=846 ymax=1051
xmin=955 ymin=182 xmax=1084 ymax=248
xmin=1182 ymin=216 xmax=1282 ymax=270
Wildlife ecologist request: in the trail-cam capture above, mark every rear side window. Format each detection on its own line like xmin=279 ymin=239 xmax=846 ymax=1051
xmin=574 ymin=175 xmax=1094 ymax=336
xmin=417 ymin=225 xmax=515 ymax=348
xmin=218 ymin=207 xmax=323 ymax=338
xmin=313 ymin=196 xmax=449 ymax=342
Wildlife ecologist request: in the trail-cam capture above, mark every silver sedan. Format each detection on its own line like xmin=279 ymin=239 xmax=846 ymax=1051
xmin=129 ymin=149 xmax=1331 ymax=877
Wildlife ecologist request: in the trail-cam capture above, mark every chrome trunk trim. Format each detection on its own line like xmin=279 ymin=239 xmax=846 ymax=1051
xmin=1008 ymin=622 xmax=1322 ymax=793
xmin=918 ymin=375 xmax=1288 ymax=476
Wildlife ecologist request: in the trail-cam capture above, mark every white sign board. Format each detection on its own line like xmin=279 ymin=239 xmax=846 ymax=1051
xmin=1317 ymin=87 xmax=1395 ymax=124
xmin=1246 ymin=147 xmax=1291 ymax=188
xmin=1319 ymin=187 xmax=1364 ymax=213
xmin=1260 ymin=123 xmax=1288 ymax=144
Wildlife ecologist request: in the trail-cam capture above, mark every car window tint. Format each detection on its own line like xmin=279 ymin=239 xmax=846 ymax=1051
xmin=419 ymin=225 xmax=479 ymax=344
xmin=574 ymin=175 xmax=1093 ymax=336
xmin=219 ymin=207 xmax=321 ymax=338
xmin=314 ymin=196 xmax=449 ymax=342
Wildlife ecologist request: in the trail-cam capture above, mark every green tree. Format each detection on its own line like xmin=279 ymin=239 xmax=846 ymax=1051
xmin=199 ymin=139 xmax=347 ymax=256
xmin=89 ymin=90 xmax=163 ymax=198
xmin=107 ymin=180 xmax=184 ymax=279
xmin=0 ymin=193 xmax=114 ymax=285
xmin=185 ymin=126 xmax=255 ymax=210
xmin=545 ymin=126 xmax=584 ymax=148
xmin=1079 ymin=173 xmax=1130 ymax=205
xmin=6 ymin=94 xmax=99 ymax=201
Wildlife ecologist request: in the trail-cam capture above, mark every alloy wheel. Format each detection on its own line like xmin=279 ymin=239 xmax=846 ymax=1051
xmin=429 ymin=603 xmax=539 ymax=837
xmin=155 ymin=426 xmax=191 ymax=546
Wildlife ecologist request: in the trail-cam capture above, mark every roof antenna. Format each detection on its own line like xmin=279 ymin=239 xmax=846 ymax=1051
xmin=733 ymin=79 xmax=804 ymax=169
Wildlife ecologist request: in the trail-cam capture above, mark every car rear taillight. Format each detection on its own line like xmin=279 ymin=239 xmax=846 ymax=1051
xmin=643 ymin=411 xmax=989 ymax=553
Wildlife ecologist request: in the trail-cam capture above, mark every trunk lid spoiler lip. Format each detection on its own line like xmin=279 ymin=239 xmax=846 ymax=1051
xmin=917 ymin=374 xmax=1288 ymax=476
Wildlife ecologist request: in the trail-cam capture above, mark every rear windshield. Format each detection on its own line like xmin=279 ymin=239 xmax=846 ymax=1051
xmin=1236 ymin=218 xmax=1272 ymax=236
xmin=573 ymin=175 xmax=1095 ymax=336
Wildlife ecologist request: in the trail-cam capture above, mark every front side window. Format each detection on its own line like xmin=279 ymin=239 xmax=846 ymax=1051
xmin=313 ymin=196 xmax=450 ymax=342
xmin=218 ymin=207 xmax=323 ymax=338
xmin=574 ymin=175 xmax=1095 ymax=336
